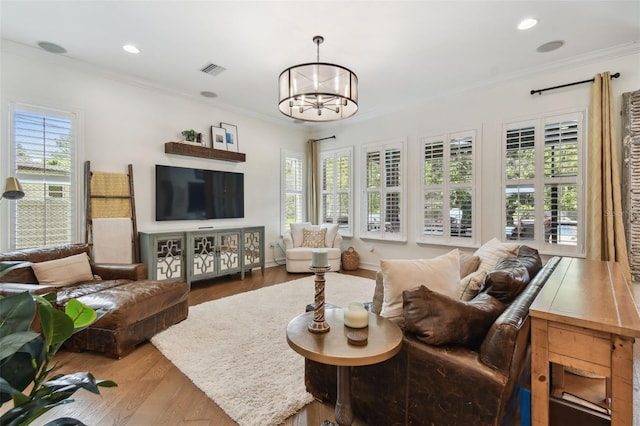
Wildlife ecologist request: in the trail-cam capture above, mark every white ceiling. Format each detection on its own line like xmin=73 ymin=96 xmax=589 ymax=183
xmin=1 ymin=1 xmax=639 ymax=126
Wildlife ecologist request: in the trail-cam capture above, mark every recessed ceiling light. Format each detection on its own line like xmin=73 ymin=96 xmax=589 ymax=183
xmin=122 ymin=44 xmax=140 ymax=54
xmin=37 ymin=41 xmax=66 ymax=54
xmin=537 ymin=40 xmax=565 ymax=53
xmin=200 ymin=91 xmax=218 ymax=98
xmin=518 ymin=18 xmax=539 ymax=30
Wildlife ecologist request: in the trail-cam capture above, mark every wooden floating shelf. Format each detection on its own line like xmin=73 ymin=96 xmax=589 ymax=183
xmin=165 ymin=142 xmax=246 ymax=163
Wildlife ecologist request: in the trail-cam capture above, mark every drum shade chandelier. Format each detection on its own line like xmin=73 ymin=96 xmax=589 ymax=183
xmin=278 ymin=35 xmax=358 ymax=122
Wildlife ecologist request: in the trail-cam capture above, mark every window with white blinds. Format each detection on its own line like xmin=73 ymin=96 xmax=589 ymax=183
xmin=281 ymin=150 xmax=305 ymax=235
xmin=320 ymin=148 xmax=352 ymax=236
xmin=502 ymin=112 xmax=583 ymax=254
xmin=10 ymin=105 xmax=77 ymax=249
xmin=420 ymin=130 xmax=477 ymax=244
xmin=361 ymin=140 xmax=405 ymax=240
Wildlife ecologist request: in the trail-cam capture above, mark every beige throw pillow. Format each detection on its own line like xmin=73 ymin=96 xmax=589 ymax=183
xmin=473 ymin=238 xmax=520 ymax=273
xmin=380 ymin=249 xmax=461 ymax=320
xmin=32 ymin=253 xmax=94 ymax=287
xmin=289 ymin=222 xmax=311 ymax=247
xmin=301 ymin=228 xmax=327 ymax=248
xmin=459 ymin=252 xmax=481 ymax=278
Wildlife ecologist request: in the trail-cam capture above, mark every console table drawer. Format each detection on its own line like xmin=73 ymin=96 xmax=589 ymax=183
xmin=547 ymin=323 xmax=611 ymax=376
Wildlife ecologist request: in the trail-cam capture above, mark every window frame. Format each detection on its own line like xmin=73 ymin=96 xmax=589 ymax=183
xmin=6 ymin=101 xmax=83 ymax=250
xmin=360 ymin=138 xmax=406 ymax=241
xmin=418 ymin=128 xmax=480 ymax=247
xmin=280 ymin=149 xmax=305 ymax=236
xmin=319 ymin=146 xmax=353 ymax=237
xmin=501 ymin=110 xmax=585 ymax=256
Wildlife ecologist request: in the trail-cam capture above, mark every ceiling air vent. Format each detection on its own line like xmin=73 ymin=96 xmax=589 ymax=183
xmin=200 ymin=63 xmax=226 ymax=76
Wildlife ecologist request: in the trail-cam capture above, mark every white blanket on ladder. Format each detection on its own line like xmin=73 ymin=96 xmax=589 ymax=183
xmin=92 ymin=217 xmax=133 ymax=263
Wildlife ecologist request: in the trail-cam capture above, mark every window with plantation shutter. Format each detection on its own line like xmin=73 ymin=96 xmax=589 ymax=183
xmin=320 ymin=147 xmax=352 ymax=236
xmin=502 ymin=111 xmax=584 ymax=255
xmin=361 ymin=140 xmax=405 ymax=240
xmin=9 ymin=105 xmax=78 ymax=249
xmin=281 ymin=150 xmax=305 ymax=234
xmin=420 ymin=130 xmax=478 ymax=245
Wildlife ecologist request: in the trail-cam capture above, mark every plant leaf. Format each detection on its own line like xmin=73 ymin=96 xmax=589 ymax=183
xmin=64 ymin=300 xmax=97 ymax=329
xmin=0 ymin=331 xmax=39 ymax=361
xmin=0 ymin=292 xmax=36 ymax=338
xmin=39 ymin=305 xmax=74 ymax=348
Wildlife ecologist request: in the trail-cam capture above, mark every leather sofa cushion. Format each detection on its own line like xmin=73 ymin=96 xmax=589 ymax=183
xmin=57 ymin=280 xmax=189 ymax=329
xmin=403 ymin=285 xmax=506 ymax=349
xmin=480 ymin=257 xmax=530 ymax=303
xmin=517 ymin=245 xmax=543 ymax=278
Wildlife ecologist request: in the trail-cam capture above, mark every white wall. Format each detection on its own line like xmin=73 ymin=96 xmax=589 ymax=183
xmin=2 ymin=42 xmax=638 ymax=271
xmin=0 ymin=43 xmax=309 ymax=262
xmin=313 ymin=51 xmax=640 ymax=269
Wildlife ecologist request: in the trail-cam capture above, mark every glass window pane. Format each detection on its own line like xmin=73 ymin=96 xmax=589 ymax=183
xmin=544 ymin=121 xmax=578 ymax=178
xmin=505 ymin=185 xmax=535 ymax=241
xmin=367 ymin=192 xmax=381 ymax=231
xmin=450 ymin=136 xmax=473 ymax=184
xmin=505 ymin=126 xmax=535 ymax=180
xmin=423 ymin=191 xmax=444 ymax=236
xmin=366 ymin=151 xmax=381 ymax=188
xmin=424 ymin=141 xmax=444 ymax=185
xmin=450 ymin=188 xmax=472 ymax=238
xmin=544 ymin=184 xmax=578 ymax=246
xmin=385 ymin=149 xmax=401 ymax=188
xmin=13 ymin=110 xmax=73 ymax=249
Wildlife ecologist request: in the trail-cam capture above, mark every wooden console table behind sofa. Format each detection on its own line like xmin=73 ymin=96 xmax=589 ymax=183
xmin=530 ymin=257 xmax=640 ymax=425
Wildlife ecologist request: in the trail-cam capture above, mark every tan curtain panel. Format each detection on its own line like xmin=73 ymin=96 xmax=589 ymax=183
xmin=586 ymin=71 xmax=631 ymax=281
xmin=306 ymin=139 xmax=319 ymax=223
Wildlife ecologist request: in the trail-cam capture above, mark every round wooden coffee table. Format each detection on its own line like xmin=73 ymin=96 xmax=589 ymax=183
xmin=286 ymin=308 xmax=402 ymax=426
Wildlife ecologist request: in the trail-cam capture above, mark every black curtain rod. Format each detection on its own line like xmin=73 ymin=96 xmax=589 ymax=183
xmin=310 ymin=136 xmax=336 ymax=142
xmin=530 ymin=72 xmax=620 ymax=95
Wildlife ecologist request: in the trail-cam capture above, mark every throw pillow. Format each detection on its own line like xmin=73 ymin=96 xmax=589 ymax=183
xmin=301 ymin=228 xmax=327 ymax=248
xmin=290 ymin=222 xmax=311 ymax=247
xmin=459 ymin=252 xmax=481 ymax=278
xmin=403 ymin=285 xmax=506 ymax=348
xmin=459 ymin=269 xmax=487 ymax=301
xmin=480 ymin=257 xmax=530 ymax=303
xmin=31 ymin=253 xmax=94 ymax=287
xmin=517 ymin=245 xmax=543 ymax=279
xmin=473 ymin=237 xmax=520 ymax=273
xmin=380 ymin=249 xmax=461 ymax=320
xmin=321 ymin=223 xmax=339 ymax=248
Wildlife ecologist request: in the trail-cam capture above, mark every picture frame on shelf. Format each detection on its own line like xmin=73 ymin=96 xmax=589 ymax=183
xmin=220 ymin=122 xmax=239 ymax=152
xmin=211 ymin=126 xmax=226 ymax=150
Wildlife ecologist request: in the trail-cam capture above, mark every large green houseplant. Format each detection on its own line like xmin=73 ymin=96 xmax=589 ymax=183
xmin=0 ymin=291 xmax=117 ymax=426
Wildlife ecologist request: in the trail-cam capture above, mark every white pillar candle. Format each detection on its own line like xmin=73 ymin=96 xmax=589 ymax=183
xmin=343 ymin=302 xmax=369 ymax=328
xmin=311 ymin=249 xmax=328 ymax=267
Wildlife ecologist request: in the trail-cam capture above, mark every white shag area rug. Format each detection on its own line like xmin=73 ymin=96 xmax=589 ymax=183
xmin=151 ymin=273 xmax=374 ymax=426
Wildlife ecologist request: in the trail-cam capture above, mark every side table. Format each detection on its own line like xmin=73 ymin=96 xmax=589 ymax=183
xmin=286 ymin=308 xmax=402 ymax=426
xmin=529 ymin=257 xmax=640 ymax=425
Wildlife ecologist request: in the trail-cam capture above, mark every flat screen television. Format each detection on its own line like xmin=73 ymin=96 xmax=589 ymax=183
xmin=155 ymin=164 xmax=244 ymax=221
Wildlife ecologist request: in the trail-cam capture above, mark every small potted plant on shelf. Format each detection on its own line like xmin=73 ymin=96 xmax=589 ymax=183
xmin=181 ymin=129 xmax=202 ymax=144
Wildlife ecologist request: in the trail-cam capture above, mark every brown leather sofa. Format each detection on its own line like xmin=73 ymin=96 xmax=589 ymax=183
xmin=305 ymin=253 xmax=561 ymax=426
xmin=0 ymin=243 xmax=189 ymax=358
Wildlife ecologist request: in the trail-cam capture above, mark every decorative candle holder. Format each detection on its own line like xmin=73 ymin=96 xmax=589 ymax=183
xmin=308 ymin=265 xmax=331 ymax=333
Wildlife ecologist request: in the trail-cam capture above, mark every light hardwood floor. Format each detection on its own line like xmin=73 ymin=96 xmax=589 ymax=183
xmin=32 ymin=266 xmax=376 ymax=426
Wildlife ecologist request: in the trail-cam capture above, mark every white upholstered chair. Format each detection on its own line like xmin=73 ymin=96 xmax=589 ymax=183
xmin=282 ymin=223 xmax=343 ymax=273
